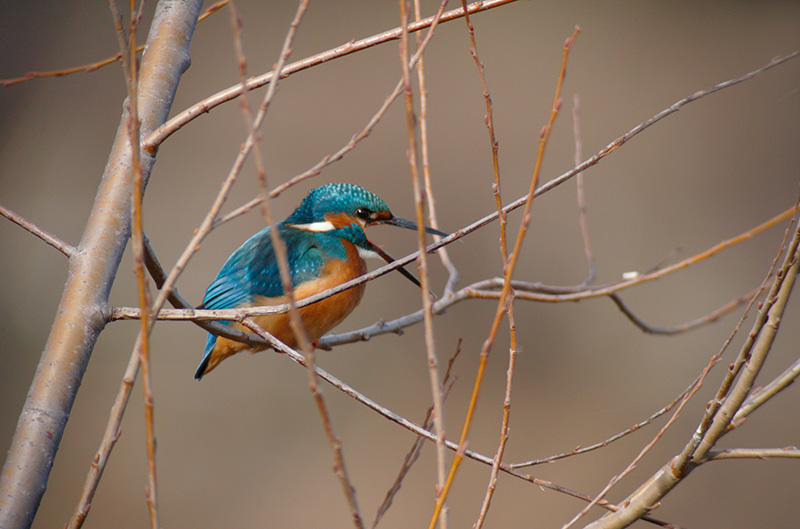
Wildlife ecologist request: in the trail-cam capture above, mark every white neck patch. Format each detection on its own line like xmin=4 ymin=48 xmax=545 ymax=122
xmin=290 ymin=221 xmax=336 ymax=232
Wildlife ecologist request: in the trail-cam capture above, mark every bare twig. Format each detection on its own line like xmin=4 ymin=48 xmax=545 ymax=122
xmin=733 ymin=355 xmax=800 ymax=424
xmin=572 ymin=94 xmax=595 ymax=286
xmin=0 ymin=204 xmax=76 ymax=257
xmin=143 ymin=0 xmax=518 ymax=149
xmin=107 ymin=0 xmax=161 ymax=526
xmin=475 ymin=204 xmax=800 ymax=302
xmin=428 ymin=27 xmax=580 ymax=529
xmin=0 ymin=2 xmax=227 ymax=87
xmin=583 ymin=219 xmax=800 ymax=529
xmin=609 ymin=288 xmax=761 ymax=335
xmin=456 ymin=1 xmax=519 ymax=525
xmin=510 ymin=376 xmax=698 ymax=468
xmin=371 ymin=341 xmax=461 ymax=528
xmin=400 ymin=1 xmax=449 ymax=527
xmin=705 ymin=447 xmax=800 ymax=460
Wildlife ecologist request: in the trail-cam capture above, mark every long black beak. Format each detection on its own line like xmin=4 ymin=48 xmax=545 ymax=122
xmin=367 ymin=241 xmax=424 ymax=289
xmin=383 ymin=216 xmax=449 ymax=238
xmin=369 ymin=216 xmax=447 ymax=295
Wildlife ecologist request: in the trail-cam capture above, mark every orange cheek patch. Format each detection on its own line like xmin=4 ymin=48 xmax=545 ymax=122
xmin=324 ymin=212 xmax=360 ymax=229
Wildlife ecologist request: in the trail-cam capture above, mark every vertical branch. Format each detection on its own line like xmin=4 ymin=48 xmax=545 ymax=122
xmin=371 ymin=341 xmax=461 ymax=529
xmin=230 ymin=2 xmax=365 ymax=526
xmin=572 ymin=94 xmax=595 ymax=286
xmin=414 ymin=1 xmax=459 ymax=297
xmin=428 ymin=27 xmax=579 ymax=529
xmin=456 ymin=3 xmax=518 ymax=526
xmin=400 ymin=2 xmax=447 ymax=527
xmin=111 ymin=0 xmax=162 ymax=525
xmin=0 ymin=2 xmax=203 ymax=529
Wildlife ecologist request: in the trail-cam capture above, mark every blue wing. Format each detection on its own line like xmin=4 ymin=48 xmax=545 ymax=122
xmin=196 ymin=224 xmax=332 ymax=378
xmin=202 ymin=225 xmax=328 ymax=310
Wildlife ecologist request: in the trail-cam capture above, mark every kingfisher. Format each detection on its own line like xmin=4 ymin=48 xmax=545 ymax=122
xmin=194 ymin=183 xmax=447 ymax=379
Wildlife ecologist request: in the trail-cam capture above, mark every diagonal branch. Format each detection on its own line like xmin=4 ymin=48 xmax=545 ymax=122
xmin=0 ymin=204 xmax=76 ymax=258
xmin=143 ymin=0 xmax=518 ymax=149
xmin=583 ymin=219 xmax=800 ymax=529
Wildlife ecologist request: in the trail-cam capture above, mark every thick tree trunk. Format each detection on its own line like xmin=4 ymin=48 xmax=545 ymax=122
xmin=0 ymin=2 xmax=203 ymax=527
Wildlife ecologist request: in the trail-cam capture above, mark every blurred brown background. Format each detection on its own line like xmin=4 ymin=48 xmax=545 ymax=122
xmin=2 ymin=2 xmax=800 ymax=528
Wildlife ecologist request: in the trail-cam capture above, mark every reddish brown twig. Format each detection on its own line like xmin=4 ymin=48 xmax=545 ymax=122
xmin=371 ymin=341 xmax=461 ymax=528
xmin=456 ymin=1 xmax=519 ymax=525
xmin=399 ymin=1 xmax=449 ymax=526
xmin=428 ymin=27 xmax=581 ymax=529
xmin=107 ymin=0 xmax=160 ymax=526
xmin=142 ymin=0 xmax=518 ymax=149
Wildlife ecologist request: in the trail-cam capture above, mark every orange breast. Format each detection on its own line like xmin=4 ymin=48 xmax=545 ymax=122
xmin=201 ymin=240 xmax=367 ymax=375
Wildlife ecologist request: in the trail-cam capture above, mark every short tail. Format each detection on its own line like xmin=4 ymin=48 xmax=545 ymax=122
xmin=194 ymin=354 xmax=211 ymax=380
xmin=194 ymin=334 xmax=217 ymax=380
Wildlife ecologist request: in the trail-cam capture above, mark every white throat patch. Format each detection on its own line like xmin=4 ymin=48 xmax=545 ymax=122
xmin=357 ymin=247 xmax=380 ymax=260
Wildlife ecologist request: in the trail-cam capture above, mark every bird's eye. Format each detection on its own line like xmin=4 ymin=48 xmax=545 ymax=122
xmin=355 ymin=207 xmax=372 ymax=220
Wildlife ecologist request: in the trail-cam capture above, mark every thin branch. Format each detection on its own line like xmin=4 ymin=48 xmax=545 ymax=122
xmin=142 ymin=0 xmax=518 ymax=149
xmin=458 ymin=1 xmax=518 ymax=525
xmin=400 ymin=1 xmax=448 ymax=527
xmin=108 ymin=0 xmax=161 ymax=525
xmin=371 ymin=341 xmax=461 ymax=529
xmin=0 ymin=204 xmax=76 ymax=257
xmin=705 ymin=447 xmax=800 ymax=460
xmin=429 ymin=27 xmax=580 ymax=529
xmin=476 ymin=204 xmax=800 ymax=302
xmin=510 ymin=375 xmax=698 ymax=468
xmin=0 ymin=2 xmax=227 ymax=87
xmin=572 ymin=94 xmax=595 ymax=286
xmin=733 ymin=355 xmax=800 ymax=424
xmin=609 ymin=288 xmax=761 ymax=335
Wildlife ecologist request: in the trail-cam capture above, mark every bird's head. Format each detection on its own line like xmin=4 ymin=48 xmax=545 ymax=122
xmin=285 ymin=183 xmax=447 ymax=287
xmin=285 ymin=183 xmax=446 ymax=237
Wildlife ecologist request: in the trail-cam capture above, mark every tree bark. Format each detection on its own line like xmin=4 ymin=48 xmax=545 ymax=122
xmin=0 ymin=2 xmax=203 ymax=527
